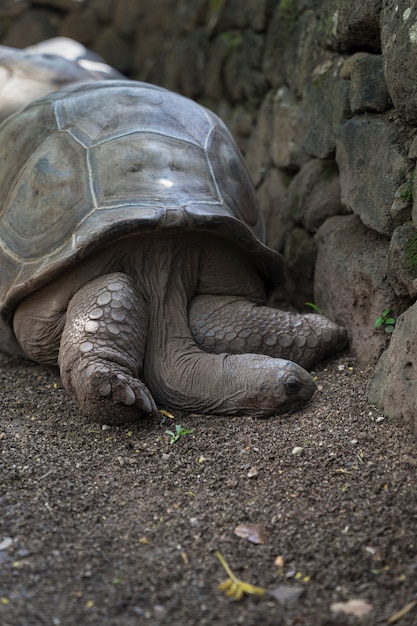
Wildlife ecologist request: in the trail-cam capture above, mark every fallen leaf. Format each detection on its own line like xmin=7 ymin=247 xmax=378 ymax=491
xmin=269 ymin=584 xmax=304 ymax=606
xmin=234 ymin=523 xmax=267 ymax=544
xmin=331 ymin=598 xmax=373 ymax=618
xmin=216 ymin=551 xmax=265 ymax=601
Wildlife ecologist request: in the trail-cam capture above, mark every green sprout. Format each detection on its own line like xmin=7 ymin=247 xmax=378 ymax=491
xmin=305 ymin=302 xmax=322 ymax=314
xmin=165 ymin=424 xmax=195 ymax=445
xmin=375 ymin=309 xmax=396 ymax=334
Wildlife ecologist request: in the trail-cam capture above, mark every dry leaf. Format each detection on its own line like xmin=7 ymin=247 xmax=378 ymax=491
xmin=331 ymin=598 xmax=373 ymax=618
xmin=269 ymin=584 xmax=304 ymax=606
xmin=216 ymin=551 xmax=265 ymax=601
xmin=234 ymin=523 xmax=267 ymax=544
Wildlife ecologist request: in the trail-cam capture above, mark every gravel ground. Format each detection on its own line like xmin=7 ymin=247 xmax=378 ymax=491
xmin=1 ymin=350 xmax=417 ymax=626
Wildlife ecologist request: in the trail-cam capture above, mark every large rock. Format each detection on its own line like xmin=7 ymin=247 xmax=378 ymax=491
xmin=301 ymin=58 xmax=350 ymax=159
xmin=223 ymin=30 xmax=267 ymax=105
xmin=314 ymin=215 xmax=398 ymax=364
xmin=283 ymin=228 xmax=317 ymax=310
xmin=0 ymin=0 xmax=29 ymax=19
xmin=245 ymin=91 xmax=274 ymax=187
xmin=270 ymin=86 xmax=308 ymax=171
xmin=91 ymin=27 xmax=132 ymax=75
xmin=263 ymin=2 xmax=323 ymax=96
xmin=286 ymin=158 xmax=349 ymax=233
xmin=59 ymin=3 xmax=100 ymax=46
xmin=349 ymin=53 xmax=392 ymax=113
xmin=381 ymin=0 xmax=417 ymax=122
xmin=1 ymin=7 xmax=58 ymax=46
xmin=320 ymin=0 xmax=382 ymax=52
xmin=336 ymin=114 xmax=412 ymax=236
xmin=206 ymin=0 xmax=271 ymax=33
xmin=387 ymin=223 xmax=417 ymax=299
xmin=257 ymin=167 xmax=290 ymax=253
xmin=367 ymin=303 xmax=417 ymax=430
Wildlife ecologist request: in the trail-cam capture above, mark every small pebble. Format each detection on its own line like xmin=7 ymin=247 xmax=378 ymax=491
xmin=292 ymin=446 xmax=304 ymax=455
xmin=0 ymin=537 xmax=13 ymax=551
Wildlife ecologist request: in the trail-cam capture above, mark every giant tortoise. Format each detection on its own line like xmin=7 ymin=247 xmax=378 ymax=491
xmin=0 ymin=37 xmax=123 ymax=122
xmin=0 ymin=79 xmax=346 ymax=423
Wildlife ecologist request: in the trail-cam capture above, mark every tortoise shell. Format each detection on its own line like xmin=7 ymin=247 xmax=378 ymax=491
xmin=0 ymin=80 xmax=284 ymax=356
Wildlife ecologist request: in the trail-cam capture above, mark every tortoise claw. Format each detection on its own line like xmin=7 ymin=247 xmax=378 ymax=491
xmin=76 ymin=364 xmax=157 ymax=424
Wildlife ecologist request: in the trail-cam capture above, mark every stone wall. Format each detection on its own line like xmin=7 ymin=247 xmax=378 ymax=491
xmin=2 ymin=0 xmax=417 ymax=427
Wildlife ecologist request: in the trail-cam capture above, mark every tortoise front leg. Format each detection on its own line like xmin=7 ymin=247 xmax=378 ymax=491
xmin=189 ymin=295 xmax=347 ymax=369
xmin=58 ymin=273 xmax=157 ymax=424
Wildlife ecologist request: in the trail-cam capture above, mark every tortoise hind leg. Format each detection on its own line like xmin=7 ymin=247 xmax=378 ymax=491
xmin=58 ymin=273 xmax=157 ymax=424
xmin=189 ymin=295 xmax=347 ymax=369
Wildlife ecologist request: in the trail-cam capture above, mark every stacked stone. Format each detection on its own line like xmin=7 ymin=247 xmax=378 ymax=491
xmin=1 ymin=0 xmax=417 ymax=427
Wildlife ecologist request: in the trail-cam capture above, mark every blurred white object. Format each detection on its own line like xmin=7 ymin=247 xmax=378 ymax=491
xmin=0 ymin=37 xmax=123 ymax=121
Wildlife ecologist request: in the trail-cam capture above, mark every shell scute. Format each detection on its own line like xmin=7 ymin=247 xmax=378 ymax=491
xmin=1 ymin=133 xmax=91 ymax=261
xmin=206 ymin=124 xmax=263 ymax=233
xmin=91 ymin=133 xmax=219 ymax=210
xmin=54 ymin=81 xmax=213 ymax=149
xmin=0 ymin=104 xmax=57 ymax=211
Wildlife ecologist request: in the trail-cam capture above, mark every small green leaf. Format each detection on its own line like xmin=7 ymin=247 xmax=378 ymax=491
xmin=165 ymin=424 xmax=195 ymax=444
xmin=305 ymin=302 xmax=322 ymax=314
xmin=375 ymin=309 xmax=395 ymax=330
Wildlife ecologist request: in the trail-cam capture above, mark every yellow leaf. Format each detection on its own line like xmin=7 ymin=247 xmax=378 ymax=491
xmin=216 ymin=551 xmax=265 ymax=601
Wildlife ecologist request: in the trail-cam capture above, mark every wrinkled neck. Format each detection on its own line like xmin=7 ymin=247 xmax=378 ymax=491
xmin=127 ymin=238 xmax=200 ymax=365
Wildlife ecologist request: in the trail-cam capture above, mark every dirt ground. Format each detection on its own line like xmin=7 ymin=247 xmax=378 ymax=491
xmin=1 ymin=349 xmax=417 ymax=626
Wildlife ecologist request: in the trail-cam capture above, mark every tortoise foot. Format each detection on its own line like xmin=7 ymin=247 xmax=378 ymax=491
xmin=76 ymin=360 xmax=157 ymax=424
xmin=57 ymin=273 xmax=152 ymax=422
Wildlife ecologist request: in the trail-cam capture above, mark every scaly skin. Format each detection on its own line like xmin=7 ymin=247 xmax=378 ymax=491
xmin=13 ymin=235 xmax=346 ymax=423
xmin=58 ymin=273 xmax=157 ymax=423
xmin=189 ymin=295 xmax=347 ymax=369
